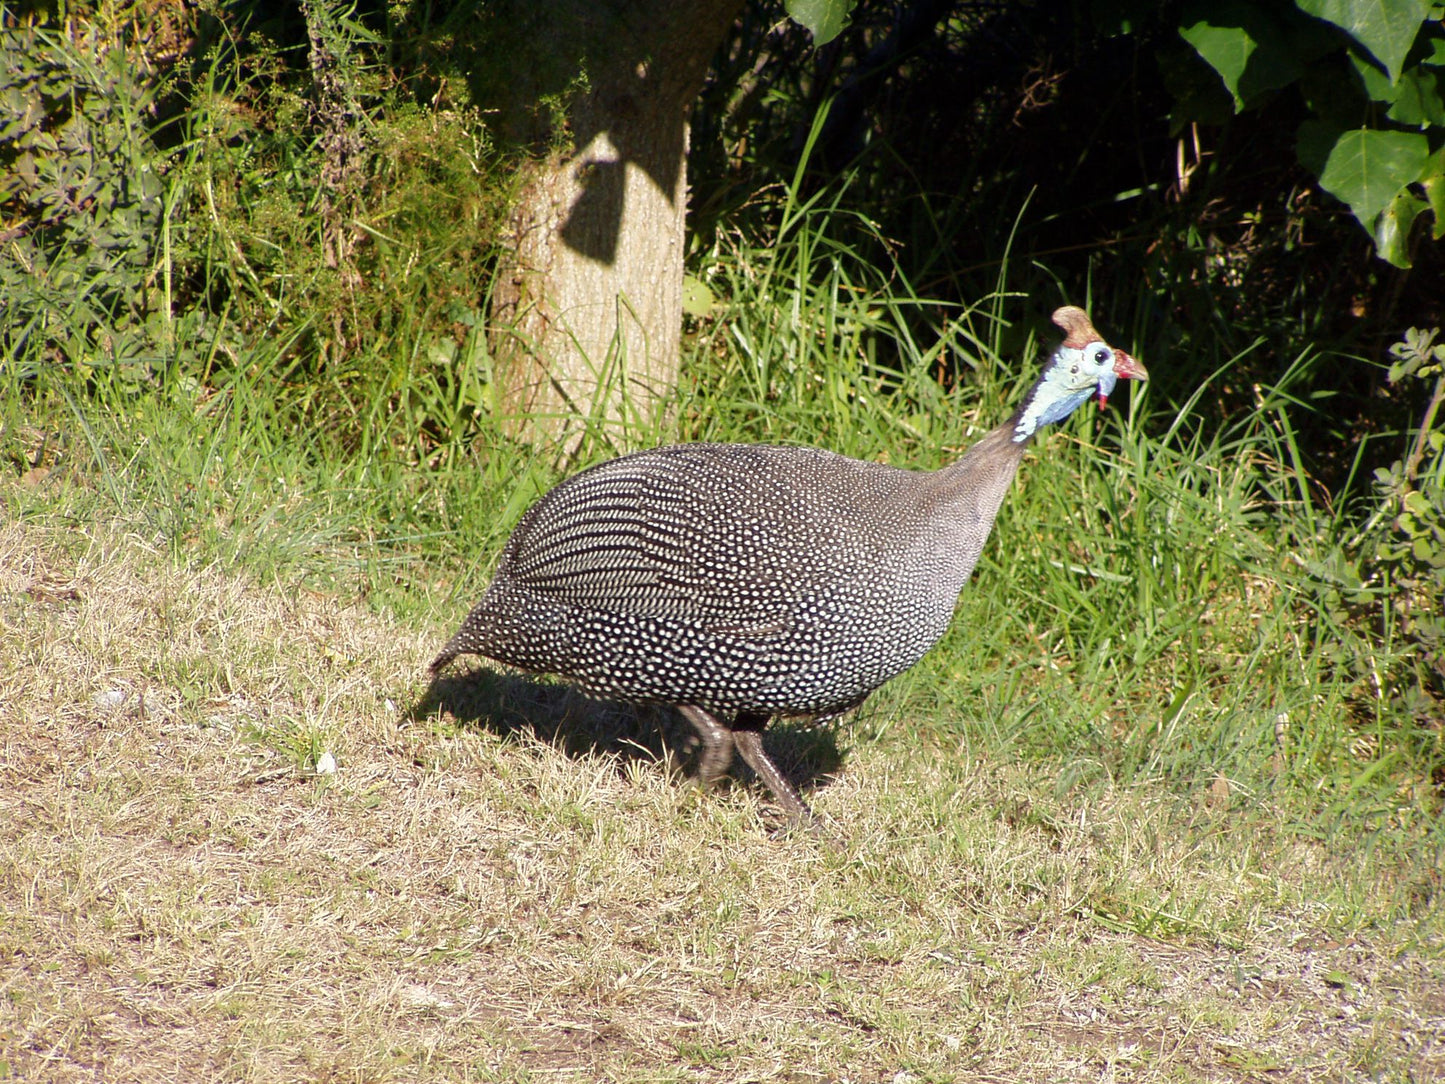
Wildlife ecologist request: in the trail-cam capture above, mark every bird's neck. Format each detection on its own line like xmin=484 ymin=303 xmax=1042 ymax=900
xmin=920 ymin=357 xmax=1081 ymax=518
xmin=924 ymin=416 xmax=1031 ymax=518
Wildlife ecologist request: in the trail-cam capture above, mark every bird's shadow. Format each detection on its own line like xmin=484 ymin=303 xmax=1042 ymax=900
xmin=410 ymin=665 xmax=846 ymax=802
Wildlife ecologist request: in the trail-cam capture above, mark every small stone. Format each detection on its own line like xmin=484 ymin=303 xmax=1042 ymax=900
xmin=92 ymin=688 xmax=127 ymax=713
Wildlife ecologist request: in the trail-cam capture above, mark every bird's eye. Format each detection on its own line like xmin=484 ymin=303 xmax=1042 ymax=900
xmin=1093 ymin=348 xmax=1111 ymax=365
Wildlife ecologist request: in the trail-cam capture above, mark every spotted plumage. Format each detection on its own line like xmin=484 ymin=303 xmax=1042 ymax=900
xmin=431 ymin=306 xmax=1147 ymax=826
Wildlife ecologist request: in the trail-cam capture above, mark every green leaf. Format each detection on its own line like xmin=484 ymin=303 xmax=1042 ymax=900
xmin=1389 ymin=66 xmax=1445 ymax=127
xmin=1352 ymin=49 xmax=1445 ymax=127
xmin=1305 ymin=125 xmax=1430 ymax=223
xmin=1159 ymin=40 xmax=1239 ymax=126
xmin=1375 ymin=190 xmax=1427 ymax=267
xmin=785 ymin=0 xmax=855 ymax=46
xmin=1295 ymin=0 xmax=1432 ymax=82
xmin=1423 ymin=148 xmax=1445 ymax=239
xmin=1179 ymin=2 xmax=1300 ymax=110
xmin=1349 ymin=50 xmax=1400 ymax=103
xmin=1389 ymin=326 xmax=1443 ymax=379
xmin=1404 ymin=490 xmax=1434 ymax=517
xmin=1179 ymin=20 xmax=1256 ymax=110
xmin=681 ymin=275 xmax=715 ymax=318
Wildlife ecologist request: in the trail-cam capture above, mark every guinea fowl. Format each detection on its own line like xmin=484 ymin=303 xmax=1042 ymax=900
xmin=431 ymin=305 xmax=1146 ymax=826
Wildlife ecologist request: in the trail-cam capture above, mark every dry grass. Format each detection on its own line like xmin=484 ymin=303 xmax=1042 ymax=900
xmin=2 ymin=513 xmax=1442 ymax=1083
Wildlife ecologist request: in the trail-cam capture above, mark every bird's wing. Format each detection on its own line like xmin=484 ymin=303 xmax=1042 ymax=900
xmin=499 ymin=446 xmax=796 ymax=634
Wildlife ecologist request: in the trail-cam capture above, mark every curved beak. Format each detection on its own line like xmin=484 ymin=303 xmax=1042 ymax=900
xmin=1113 ymin=351 xmax=1149 ymax=382
xmin=1097 ymin=350 xmax=1147 ymax=410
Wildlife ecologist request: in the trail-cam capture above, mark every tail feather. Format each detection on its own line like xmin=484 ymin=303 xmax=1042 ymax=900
xmin=430 ymin=586 xmax=565 ymax=679
xmin=429 ymin=609 xmax=505 ymax=676
xmin=429 ymin=623 xmax=482 ymax=676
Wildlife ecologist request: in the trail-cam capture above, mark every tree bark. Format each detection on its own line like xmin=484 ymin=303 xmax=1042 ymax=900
xmin=486 ymin=0 xmax=744 ymax=453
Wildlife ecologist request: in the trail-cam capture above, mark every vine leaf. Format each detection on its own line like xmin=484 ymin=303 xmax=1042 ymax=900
xmin=1294 ymin=0 xmax=1432 ymax=83
xmin=1376 ymin=191 xmax=1428 ymax=267
xmin=1299 ymin=123 xmax=1431 ymax=266
xmin=785 ymin=0 xmax=855 ymax=46
xmin=1422 ymin=148 xmax=1445 ymax=240
xmin=1180 ymin=3 xmax=1299 ymax=109
xmin=1300 ymin=123 xmax=1429 ymax=217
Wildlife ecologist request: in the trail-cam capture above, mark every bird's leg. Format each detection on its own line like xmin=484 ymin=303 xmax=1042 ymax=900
xmin=677 ymin=705 xmax=735 ymax=790
xmin=679 ymin=706 xmax=821 ymax=834
xmin=730 ymin=716 xmax=814 ymax=827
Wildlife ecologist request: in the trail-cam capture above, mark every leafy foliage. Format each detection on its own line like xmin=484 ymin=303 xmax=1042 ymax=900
xmin=0 ymin=11 xmax=174 ymax=366
xmin=1368 ymin=328 xmax=1445 ymax=702
xmin=1177 ymin=0 xmax=1445 ymax=266
xmin=1 ymin=0 xmax=513 ymax=457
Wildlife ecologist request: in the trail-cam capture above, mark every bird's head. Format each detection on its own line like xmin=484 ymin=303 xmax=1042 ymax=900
xmin=1012 ymin=305 xmax=1148 ymax=443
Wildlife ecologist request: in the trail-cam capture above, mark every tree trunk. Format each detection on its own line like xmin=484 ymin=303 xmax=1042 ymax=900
xmin=486 ymin=0 xmax=744 ymax=453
